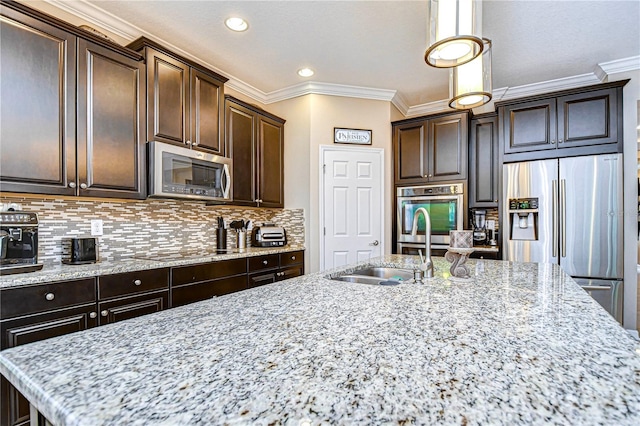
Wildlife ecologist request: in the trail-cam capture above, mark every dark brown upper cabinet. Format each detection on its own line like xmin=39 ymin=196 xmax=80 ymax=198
xmin=0 ymin=2 xmax=146 ymax=199
xmin=77 ymin=40 xmax=146 ymax=199
xmin=127 ymin=37 xmax=228 ymax=155
xmin=226 ymin=96 xmax=285 ymax=208
xmin=393 ymin=111 xmax=468 ymax=185
xmin=468 ymin=114 xmax=499 ymax=208
xmin=499 ymin=80 xmax=627 ymax=162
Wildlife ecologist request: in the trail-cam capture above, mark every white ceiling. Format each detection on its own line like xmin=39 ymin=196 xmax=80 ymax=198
xmin=44 ymin=0 xmax=640 ymax=113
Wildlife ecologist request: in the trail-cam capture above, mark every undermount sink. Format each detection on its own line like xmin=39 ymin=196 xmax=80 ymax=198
xmin=331 ymin=267 xmax=413 ymax=285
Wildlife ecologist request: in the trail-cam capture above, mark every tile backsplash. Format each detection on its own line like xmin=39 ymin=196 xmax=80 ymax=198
xmin=1 ymin=196 xmax=304 ymax=263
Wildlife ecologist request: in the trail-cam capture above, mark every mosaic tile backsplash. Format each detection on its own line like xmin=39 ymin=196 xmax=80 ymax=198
xmin=1 ymin=196 xmax=304 ymax=264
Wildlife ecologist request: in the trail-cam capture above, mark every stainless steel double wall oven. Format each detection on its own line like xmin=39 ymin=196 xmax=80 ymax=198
xmin=396 ymin=183 xmax=464 ymax=255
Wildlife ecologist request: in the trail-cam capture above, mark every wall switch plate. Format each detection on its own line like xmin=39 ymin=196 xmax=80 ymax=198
xmin=91 ymin=219 xmax=103 ymax=236
xmin=486 ymin=220 xmax=495 ymax=230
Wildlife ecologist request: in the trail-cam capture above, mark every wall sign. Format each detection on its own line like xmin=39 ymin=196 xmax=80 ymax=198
xmin=334 ymin=128 xmax=372 ymax=145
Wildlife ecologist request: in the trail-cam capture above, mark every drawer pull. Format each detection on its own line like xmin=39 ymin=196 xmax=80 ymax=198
xmin=291 ymin=256 xmax=296 ymax=260
xmin=101 ymin=310 xmax=109 ymax=317
xmin=263 ymin=260 xmax=268 ymax=265
xmin=90 ymin=312 xmax=97 ymax=319
xmin=45 ymin=293 xmax=55 ymax=301
xmin=133 ymin=279 xmax=142 ymax=286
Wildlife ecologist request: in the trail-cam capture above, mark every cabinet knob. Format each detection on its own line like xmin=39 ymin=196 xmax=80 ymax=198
xmin=186 ymin=140 xmax=192 ymax=146
xmin=193 ymin=141 xmax=199 ymax=146
xmin=291 ymin=255 xmax=296 ymax=260
xmin=101 ymin=310 xmax=109 ymax=317
xmin=429 ymin=174 xmax=433 ymax=178
xmin=558 ymin=138 xmax=564 ymax=143
xmin=551 ymin=139 xmax=556 ymax=144
xmin=80 ymin=183 xmax=88 ymax=189
xmin=45 ymin=292 xmax=55 ymax=301
xmin=90 ymin=312 xmax=97 ymax=319
xmin=68 ymin=182 xmax=76 ymax=189
xmin=263 ymin=260 xmax=268 ymax=265
xmin=133 ymin=279 xmax=142 ymax=286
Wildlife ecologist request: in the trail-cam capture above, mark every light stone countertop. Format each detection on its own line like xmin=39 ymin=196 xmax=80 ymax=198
xmin=0 ymin=245 xmax=305 ymax=289
xmin=1 ymin=255 xmax=639 ymax=425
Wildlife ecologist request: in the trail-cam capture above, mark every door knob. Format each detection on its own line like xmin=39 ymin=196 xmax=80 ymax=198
xmin=369 ymin=240 xmax=379 ymax=246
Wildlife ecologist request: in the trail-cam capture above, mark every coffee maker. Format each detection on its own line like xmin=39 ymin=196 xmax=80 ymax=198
xmin=470 ymin=209 xmax=488 ymax=246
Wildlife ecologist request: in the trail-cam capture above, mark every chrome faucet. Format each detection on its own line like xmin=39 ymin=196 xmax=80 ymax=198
xmin=411 ymin=207 xmax=434 ymax=278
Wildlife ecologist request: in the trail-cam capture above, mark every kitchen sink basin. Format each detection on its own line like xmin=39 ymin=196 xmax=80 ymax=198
xmin=348 ymin=267 xmax=413 ymax=280
xmin=330 ymin=267 xmax=413 ymax=285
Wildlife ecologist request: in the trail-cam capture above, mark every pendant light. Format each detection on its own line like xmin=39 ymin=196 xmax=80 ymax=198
xmin=449 ymin=38 xmax=492 ymax=109
xmin=425 ymin=0 xmax=483 ymax=68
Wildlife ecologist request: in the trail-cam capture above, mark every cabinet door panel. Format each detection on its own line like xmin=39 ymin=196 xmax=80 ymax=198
xmin=394 ymin=122 xmax=426 ymax=184
xmin=258 ymin=116 xmax=284 ymax=208
xmin=98 ymin=291 xmax=167 ymax=325
xmin=77 ymin=40 xmax=146 ymax=199
xmin=503 ymin=99 xmax=556 ymax=154
xmin=147 ymin=49 xmax=189 ymax=145
xmin=557 ymin=88 xmax=617 ymax=148
xmin=227 ymin=101 xmax=256 ymax=205
xmin=429 ymin=113 xmax=467 ymax=181
xmin=191 ymin=69 xmax=224 ymax=154
xmin=1 ymin=305 xmax=97 ymax=426
xmin=0 ymin=11 xmax=76 ymax=195
xmin=248 ymin=272 xmax=276 ymax=288
xmin=277 ymin=266 xmax=304 ymax=281
xmin=469 ymin=116 xmax=498 ymax=208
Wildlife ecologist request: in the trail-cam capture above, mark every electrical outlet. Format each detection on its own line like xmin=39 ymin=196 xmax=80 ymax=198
xmin=486 ymin=220 xmax=495 ymax=230
xmin=91 ymin=219 xmax=103 ymax=236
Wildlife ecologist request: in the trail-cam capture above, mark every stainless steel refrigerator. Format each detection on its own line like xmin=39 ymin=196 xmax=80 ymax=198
xmin=503 ymin=154 xmax=623 ymax=322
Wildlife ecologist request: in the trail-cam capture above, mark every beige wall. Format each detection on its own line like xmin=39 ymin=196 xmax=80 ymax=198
xmin=271 ymin=95 xmax=394 ymax=273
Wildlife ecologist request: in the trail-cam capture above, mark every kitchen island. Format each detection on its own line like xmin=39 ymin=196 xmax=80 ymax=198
xmin=1 ymin=255 xmax=639 ymax=425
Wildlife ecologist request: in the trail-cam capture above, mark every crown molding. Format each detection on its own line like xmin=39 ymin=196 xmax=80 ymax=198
xmin=405 ymin=100 xmax=453 ymax=117
xmin=263 ymin=82 xmax=396 ymax=104
xmin=499 ymin=73 xmax=602 ymax=102
xmin=44 ymin=0 xmax=138 ymax=40
xmin=595 ymin=55 xmax=640 ymax=80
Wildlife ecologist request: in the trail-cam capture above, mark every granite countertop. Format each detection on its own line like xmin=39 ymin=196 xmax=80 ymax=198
xmin=0 ymin=245 xmax=305 ymax=289
xmin=1 ymin=255 xmax=639 ymax=425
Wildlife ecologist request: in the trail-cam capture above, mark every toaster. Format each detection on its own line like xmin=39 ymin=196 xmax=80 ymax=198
xmin=251 ymin=225 xmax=287 ymax=247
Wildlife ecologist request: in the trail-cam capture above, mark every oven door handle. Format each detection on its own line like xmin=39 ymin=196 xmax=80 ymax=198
xmin=221 ymin=164 xmax=231 ymax=199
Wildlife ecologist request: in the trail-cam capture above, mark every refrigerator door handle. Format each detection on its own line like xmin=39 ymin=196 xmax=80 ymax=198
xmin=552 ymin=180 xmax=558 ymax=258
xmin=560 ymin=179 xmax=566 ymax=258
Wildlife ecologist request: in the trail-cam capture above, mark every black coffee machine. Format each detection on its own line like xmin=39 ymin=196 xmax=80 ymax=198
xmin=470 ymin=209 xmax=488 ymax=246
xmin=0 ymin=211 xmax=43 ymax=274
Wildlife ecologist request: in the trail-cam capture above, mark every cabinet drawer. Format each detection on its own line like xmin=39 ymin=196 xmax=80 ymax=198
xmin=172 ymin=258 xmax=246 ymax=286
xmin=98 ymin=268 xmax=169 ymax=300
xmin=171 ymin=275 xmax=247 ymax=307
xmin=248 ymin=271 xmax=276 ymax=288
xmin=248 ymin=254 xmax=279 ymax=272
xmin=0 ymin=278 xmax=96 ymax=320
xmin=280 ymin=251 xmax=304 ymax=267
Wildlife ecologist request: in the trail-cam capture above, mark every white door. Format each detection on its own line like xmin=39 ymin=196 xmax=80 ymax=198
xmin=321 ymin=146 xmax=384 ymax=270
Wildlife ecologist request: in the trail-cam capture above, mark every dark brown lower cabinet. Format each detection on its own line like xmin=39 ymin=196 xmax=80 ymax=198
xmin=1 ymin=304 xmax=98 ymax=426
xmin=248 ymin=251 xmax=305 ymax=288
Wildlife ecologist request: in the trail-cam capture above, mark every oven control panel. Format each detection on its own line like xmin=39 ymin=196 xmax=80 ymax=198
xmin=397 ymin=183 xmax=463 ymax=197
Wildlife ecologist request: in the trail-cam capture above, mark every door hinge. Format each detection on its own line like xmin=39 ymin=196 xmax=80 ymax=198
xmin=323 ymin=227 xmax=326 ymax=235
xmin=323 ymin=164 xmax=326 ymax=173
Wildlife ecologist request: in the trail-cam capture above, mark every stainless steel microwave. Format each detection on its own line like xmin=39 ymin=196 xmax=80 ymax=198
xmin=148 ymin=141 xmax=232 ymax=202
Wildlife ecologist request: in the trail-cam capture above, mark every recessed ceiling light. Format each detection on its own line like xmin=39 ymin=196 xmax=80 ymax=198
xmin=225 ymin=17 xmax=248 ymax=32
xmin=297 ymin=68 xmax=314 ymax=77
